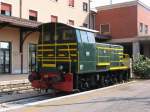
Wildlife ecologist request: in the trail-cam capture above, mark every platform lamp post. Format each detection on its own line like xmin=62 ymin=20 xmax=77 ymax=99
xmin=19 ymin=0 xmax=23 ymax=74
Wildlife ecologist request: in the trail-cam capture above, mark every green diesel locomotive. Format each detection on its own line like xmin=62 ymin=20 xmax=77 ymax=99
xmin=29 ymin=22 xmax=130 ymax=92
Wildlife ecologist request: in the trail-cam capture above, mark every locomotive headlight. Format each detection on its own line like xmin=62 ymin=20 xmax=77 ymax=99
xmin=44 ymin=74 xmax=49 ymax=78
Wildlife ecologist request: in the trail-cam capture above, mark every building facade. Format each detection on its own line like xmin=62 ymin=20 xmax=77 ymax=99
xmin=0 ymin=0 xmax=90 ymax=74
xmin=95 ymin=1 xmax=150 ymax=58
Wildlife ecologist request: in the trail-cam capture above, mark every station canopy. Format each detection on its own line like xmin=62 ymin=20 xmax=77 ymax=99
xmin=0 ymin=14 xmax=41 ymax=28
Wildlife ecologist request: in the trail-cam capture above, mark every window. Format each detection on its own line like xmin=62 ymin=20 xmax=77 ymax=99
xmin=50 ymin=0 xmax=58 ymax=2
xmin=0 ymin=42 xmax=11 ymax=73
xmin=87 ymin=32 xmax=95 ymax=43
xmin=0 ymin=42 xmax=9 ymax=49
xmin=68 ymin=20 xmax=74 ymax=25
xmin=100 ymin=24 xmax=110 ymax=34
xmin=76 ymin=30 xmax=82 ymax=43
xmin=83 ymin=23 xmax=88 ymax=28
xmin=29 ymin=10 xmax=37 ymax=21
xmin=140 ymin=23 xmax=143 ymax=32
xmin=80 ymin=30 xmax=89 ymax=43
xmin=145 ymin=25 xmax=148 ymax=34
xmin=62 ymin=29 xmax=75 ymax=41
xmin=69 ymin=0 xmax=74 ymax=7
xmin=51 ymin=15 xmax=58 ymax=22
xmin=0 ymin=3 xmax=11 ymax=16
xmin=83 ymin=2 xmax=88 ymax=12
xmin=29 ymin=44 xmax=37 ymax=72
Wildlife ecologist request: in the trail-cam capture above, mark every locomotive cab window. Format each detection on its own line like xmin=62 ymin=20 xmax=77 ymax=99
xmin=40 ymin=23 xmax=77 ymax=44
xmin=62 ymin=29 xmax=76 ymax=41
xmin=42 ymin=24 xmax=55 ymax=43
xmin=87 ymin=32 xmax=95 ymax=43
xmin=80 ymin=30 xmax=89 ymax=43
xmin=57 ymin=25 xmax=76 ymax=42
xmin=76 ymin=30 xmax=82 ymax=43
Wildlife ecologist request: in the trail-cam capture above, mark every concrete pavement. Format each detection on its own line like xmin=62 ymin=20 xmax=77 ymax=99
xmin=6 ymin=80 xmax=150 ymax=112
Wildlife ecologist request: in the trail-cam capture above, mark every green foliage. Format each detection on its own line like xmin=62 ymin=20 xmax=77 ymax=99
xmin=133 ymin=55 xmax=150 ymax=78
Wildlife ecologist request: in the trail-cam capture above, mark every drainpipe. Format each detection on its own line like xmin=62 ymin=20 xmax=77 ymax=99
xmin=20 ymin=0 xmax=23 ymax=74
xmin=20 ymin=0 xmax=22 ymax=18
xmin=89 ymin=0 xmax=91 ymax=29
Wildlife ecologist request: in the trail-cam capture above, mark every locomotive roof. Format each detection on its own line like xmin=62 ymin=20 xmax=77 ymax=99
xmin=73 ymin=25 xmax=98 ymax=33
xmin=42 ymin=22 xmax=99 ymax=33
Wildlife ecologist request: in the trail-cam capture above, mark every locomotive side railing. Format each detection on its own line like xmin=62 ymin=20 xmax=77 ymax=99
xmin=123 ymin=54 xmax=130 ymax=68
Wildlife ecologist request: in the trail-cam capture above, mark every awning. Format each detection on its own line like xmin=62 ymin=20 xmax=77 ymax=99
xmin=95 ymin=34 xmax=112 ymax=40
xmin=0 ymin=14 xmax=42 ymax=28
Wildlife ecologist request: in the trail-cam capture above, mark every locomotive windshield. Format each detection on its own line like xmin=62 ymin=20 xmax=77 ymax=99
xmin=39 ymin=23 xmax=76 ymax=43
xmin=76 ymin=29 xmax=95 ymax=43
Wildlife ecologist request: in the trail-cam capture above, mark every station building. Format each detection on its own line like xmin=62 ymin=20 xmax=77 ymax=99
xmin=0 ymin=0 xmax=90 ymax=74
xmin=95 ymin=1 xmax=150 ymax=58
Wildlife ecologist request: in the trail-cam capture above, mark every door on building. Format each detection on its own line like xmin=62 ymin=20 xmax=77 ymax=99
xmin=0 ymin=42 xmax=11 ymax=74
xmin=29 ymin=44 xmax=37 ymax=72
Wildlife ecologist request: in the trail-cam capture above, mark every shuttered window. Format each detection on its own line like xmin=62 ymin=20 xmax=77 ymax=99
xmin=51 ymin=15 xmax=58 ymax=22
xmin=83 ymin=2 xmax=88 ymax=12
xmin=69 ymin=20 xmax=74 ymax=25
xmin=29 ymin=10 xmax=38 ymax=21
xmin=83 ymin=23 xmax=88 ymax=28
xmin=100 ymin=24 xmax=110 ymax=35
xmin=0 ymin=3 xmax=11 ymax=16
xmin=69 ymin=0 xmax=74 ymax=7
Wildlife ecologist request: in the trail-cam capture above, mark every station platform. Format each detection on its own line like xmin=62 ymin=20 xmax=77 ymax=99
xmin=6 ymin=80 xmax=150 ymax=112
xmin=0 ymin=74 xmax=28 ymax=82
xmin=1 ymin=80 xmax=150 ymax=112
xmin=0 ymin=74 xmax=29 ymax=86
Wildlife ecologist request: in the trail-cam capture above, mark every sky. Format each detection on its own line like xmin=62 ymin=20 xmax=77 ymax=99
xmin=91 ymin=0 xmax=150 ymax=8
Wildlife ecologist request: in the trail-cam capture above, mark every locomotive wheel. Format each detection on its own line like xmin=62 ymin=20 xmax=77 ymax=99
xmin=100 ymin=75 xmax=105 ymax=87
xmin=123 ymin=71 xmax=129 ymax=82
xmin=119 ymin=74 xmax=123 ymax=83
xmin=104 ymin=75 xmax=109 ymax=87
xmin=114 ymin=74 xmax=118 ymax=84
xmin=78 ymin=78 xmax=89 ymax=91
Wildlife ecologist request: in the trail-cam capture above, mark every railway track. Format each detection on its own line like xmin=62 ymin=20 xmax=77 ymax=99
xmin=0 ymin=78 xmax=131 ymax=104
xmin=0 ymin=79 xmax=43 ymax=104
xmin=0 ymin=79 xmax=66 ymax=104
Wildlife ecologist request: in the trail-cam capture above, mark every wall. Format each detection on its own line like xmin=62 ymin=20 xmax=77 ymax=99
xmin=96 ymin=5 xmax=138 ymax=39
xmin=137 ymin=4 xmax=150 ymax=36
xmin=0 ymin=27 xmax=21 ymax=74
xmin=0 ymin=0 xmax=89 ymax=27
xmin=0 ymin=27 xmax=40 ymax=74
